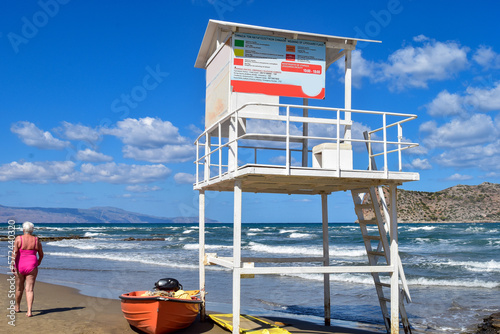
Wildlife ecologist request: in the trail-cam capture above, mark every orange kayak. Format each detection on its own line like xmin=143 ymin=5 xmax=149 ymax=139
xmin=119 ymin=290 xmax=202 ymax=334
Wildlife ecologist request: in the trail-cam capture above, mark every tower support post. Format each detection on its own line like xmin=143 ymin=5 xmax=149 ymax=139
xmin=321 ymin=193 xmax=331 ymax=326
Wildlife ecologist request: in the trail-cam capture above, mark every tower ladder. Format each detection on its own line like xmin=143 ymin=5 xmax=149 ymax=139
xmin=351 ymin=186 xmax=412 ymax=334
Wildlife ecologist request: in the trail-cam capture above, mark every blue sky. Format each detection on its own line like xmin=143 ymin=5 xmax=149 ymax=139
xmin=1 ymin=0 xmax=499 ymax=223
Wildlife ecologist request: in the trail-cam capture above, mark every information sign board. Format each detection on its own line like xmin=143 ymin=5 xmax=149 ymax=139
xmin=231 ymin=33 xmax=326 ymax=99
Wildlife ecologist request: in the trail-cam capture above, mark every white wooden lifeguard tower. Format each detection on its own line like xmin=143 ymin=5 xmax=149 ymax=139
xmin=194 ymin=20 xmax=419 ymax=334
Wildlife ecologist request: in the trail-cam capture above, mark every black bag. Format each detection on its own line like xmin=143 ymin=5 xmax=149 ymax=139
xmin=155 ymin=278 xmax=183 ymax=291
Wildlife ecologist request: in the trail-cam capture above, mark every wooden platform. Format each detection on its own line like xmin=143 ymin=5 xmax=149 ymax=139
xmin=194 ymin=164 xmax=420 ymax=194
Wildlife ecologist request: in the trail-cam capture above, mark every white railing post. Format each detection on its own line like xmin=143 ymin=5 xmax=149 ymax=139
xmin=337 ymin=109 xmax=341 ymax=178
xmin=234 ymin=112 xmax=239 ymax=172
xmin=286 ymin=106 xmax=290 ymax=175
xmin=204 ymin=133 xmax=210 ymax=182
xmin=383 ymin=113 xmax=388 ymax=178
xmin=398 ymin=123 xmax=402 ymax=172
xmin=196 ymin=140 xmax=199 ymax=185
xmin=218 ymin=123 xmax=222 ymax=178
xmin=368 ymin=132 xmax=372 ymax=171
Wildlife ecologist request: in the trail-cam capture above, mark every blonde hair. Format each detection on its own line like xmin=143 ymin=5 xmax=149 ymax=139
xmin=22 ymin=221 xmax=34 ymax=234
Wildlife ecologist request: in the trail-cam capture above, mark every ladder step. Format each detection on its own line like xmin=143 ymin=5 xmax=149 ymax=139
xmin=376 ymin=282 xmax=391 ymax=288
xmin=355 ymin=203 xmax=372 ymax=209
xmin=367 ymin=251 xmax=386 ymax=257
xmin=358 ymin=219 xmax=377 ymax=225
xmin=363 ymin=235 xmax=381 ymax=240
xmin=380 ymin=297 xmax=391 ymax=303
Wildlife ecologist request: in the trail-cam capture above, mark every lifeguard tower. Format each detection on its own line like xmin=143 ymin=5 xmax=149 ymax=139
xmin=194 ymin=20 xmax=419 ymax=334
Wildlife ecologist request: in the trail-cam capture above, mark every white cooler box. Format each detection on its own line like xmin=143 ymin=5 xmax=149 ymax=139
xmin=312 ymin=143 xmax=353 ymax=170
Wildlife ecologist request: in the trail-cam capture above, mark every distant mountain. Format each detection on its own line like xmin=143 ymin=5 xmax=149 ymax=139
xmin=396 ymin=182 xmax=500 ymax=223
xmin=0 ymin=204 xmax=219 ymax=224
xmin=360 ymin=182 xmax=500 ymax=223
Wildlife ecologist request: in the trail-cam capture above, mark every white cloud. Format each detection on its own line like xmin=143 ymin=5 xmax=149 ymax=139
xmin=473 ymin=46 xmax=500 ymax=69
xmin=11 ymin=121 xmax=70 ymax=150
xmin=188 ymin=124 xmax=203 ymax=137
xmin=103 ymin=117 xmax=189 ymax=148
xmin=0 ymin=161 xmax=76 ymax=183
xmin=413 ymin=35 xmax=430 ymax=43
xmin=435 ymin=139 xmax=500 ymax=169
xmin=403 ymin=144 xmax=428 ymax=155
xmin=406 ymin=158 xmax=432 ymax=170
xmin=174 ymin=172 xmax=195 ymax=184
xmin=269 ymin=155 xmax=300 ymax=166
xmin=464 ymin=82 xmax=500 ymax=112
xmin=335 ymin=37 xmax=469 ymax=91
xmin=75 ymin=149 xmax=113 ymax=162
xmin=426 ymin=82 xmax=500 ymax=117
xmin=425 ymin=90 xmax=467 ymax=117
xmin=421 ymin=114 xmax=498 ymax=149
xmin=80 ymin=163 xmax=171 ymax=184
xmin=123 ymin=144 xmax=195 ymax=163
xmin=101 ymin=117 xmax=196 ymax=164
xmin=0 ymin=161 xmax=170 ymax=184
xmin=379 ymin=37 xmax=469 ymax=90
xmin=446 ymin=173 xmax=473 ymax=181
xmin=56 ymin=121 xmax=101 ymax=143
xmin=125 ymin=185 xmax=161 ymax=192
xmin=335 ymin=50 xmax=377 ymax=88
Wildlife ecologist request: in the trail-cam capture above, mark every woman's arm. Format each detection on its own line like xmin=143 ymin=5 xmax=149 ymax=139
xmin=11 ymin=236 xmax=20 ymax=273
xmin=37 ymin=240 xmax=44 ymax=266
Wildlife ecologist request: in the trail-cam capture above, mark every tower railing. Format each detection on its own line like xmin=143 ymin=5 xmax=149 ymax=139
xmin=194 ymin=103 xmax=418 ymax=186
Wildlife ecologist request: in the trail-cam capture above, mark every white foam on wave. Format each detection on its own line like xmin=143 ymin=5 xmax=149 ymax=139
xmin=284 ymin=272 xmax=377 ymax=285
xmin=464 ymin=226 xmax=493 ymax=233
xmin=289 ymin=233 xmax=314 ymax=239
xmin=247 ymin=228 xmax=264 ymax=232
xmin=247 ymin=242 xmax=366 ymax=258
xmin=413 ymin=237 xmax=453 ymax=245
xmin=435 ymin=259 xmax=500 ymax=273
xmin=46 ymin=251 xmax=200 ymax=270
xmin=183 ymin=243 xmax=232 ymax=250
xmin=408 ymin=277 xmax=500 ymax=288
xmin=84 ymin=232 xmax=108 ymax=237
xmin=284 ymin=272 xmax=500 ymax=289
xmin=487 ymin=240 xmax=500 ymax=247
xmin=183 ymin=229 xmax=195 ymax=234
xmin=406 ymin=226 xmax=437 ymax=232
xmin=279 ymin=229 xmax=298 ymax=234
xmin=38 ymin=227 xmax=69 ymax=231
xmin=47 ymin=239 xmax=155 ymax=250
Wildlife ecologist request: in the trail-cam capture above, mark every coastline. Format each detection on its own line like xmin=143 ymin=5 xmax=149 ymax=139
xmin=0 ymin=273 xmax=384 ymax=334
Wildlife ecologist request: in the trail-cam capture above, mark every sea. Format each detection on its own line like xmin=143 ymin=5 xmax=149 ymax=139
xmin=1 ymin=222 xmax=499 ymax=333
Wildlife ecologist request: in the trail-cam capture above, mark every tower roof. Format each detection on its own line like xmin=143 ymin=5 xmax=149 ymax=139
xmin=194 ymin=19 xmax=380 ymax=69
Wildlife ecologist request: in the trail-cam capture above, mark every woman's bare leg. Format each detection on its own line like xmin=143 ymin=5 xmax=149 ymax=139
xmin=24 ymin=268 xmax=38 ymax=317
xmin=15 ymin=273 xmax=25 ymax=312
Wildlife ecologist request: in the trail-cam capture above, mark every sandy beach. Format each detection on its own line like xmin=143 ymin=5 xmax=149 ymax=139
xmin=0 ymin=273 xmax=383 ymax=334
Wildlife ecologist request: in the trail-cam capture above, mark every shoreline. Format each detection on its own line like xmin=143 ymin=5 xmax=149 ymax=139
xmin=0 ymin=273 xmax=385 ymax=334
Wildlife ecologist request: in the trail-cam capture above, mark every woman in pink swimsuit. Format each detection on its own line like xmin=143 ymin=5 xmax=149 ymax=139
xmin=11 ymin=221 xmax=44 ymax=317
